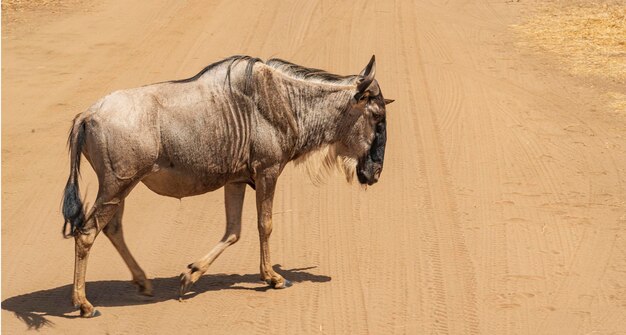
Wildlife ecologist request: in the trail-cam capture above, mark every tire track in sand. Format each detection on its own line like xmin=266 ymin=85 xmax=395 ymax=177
xmin=397 ymin=2 xmax=480 ymax=334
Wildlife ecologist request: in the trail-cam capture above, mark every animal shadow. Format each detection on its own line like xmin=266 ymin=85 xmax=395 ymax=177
xmin=2 ymin=265 xmax=330 ymax=330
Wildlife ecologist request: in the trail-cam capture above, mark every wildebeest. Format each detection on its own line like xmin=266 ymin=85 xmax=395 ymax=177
xmin=62 ymin=55 xmax=393 ymax=317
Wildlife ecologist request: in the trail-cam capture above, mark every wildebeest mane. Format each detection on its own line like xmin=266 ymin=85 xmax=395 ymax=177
xmin=266 ymin=58 xmax=357 ymax=85
xmin=169 ymin=55 xmax=262 ymax=95
xmin=171 ymin=55 xmax=357 ymax=87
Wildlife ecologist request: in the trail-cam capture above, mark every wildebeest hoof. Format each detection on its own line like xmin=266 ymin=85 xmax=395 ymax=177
xmin=268 ymin=278 xmax=292 ymax=289
xmin=133 ymin=279 xmax=154 ymax=297
xmin=179 ymin=272 xmax=193 ymax=299
xmin=81 ymin=309 xmax=101 ymax=318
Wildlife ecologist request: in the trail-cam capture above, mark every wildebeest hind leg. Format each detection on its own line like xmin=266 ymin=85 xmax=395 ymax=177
xmin=103 ymin=200 xmax=153 ymax=296
xmin=179 ymin=183 xmax=245 ymax=298
xmin=72 ymin=178 xmax=140 ymax=318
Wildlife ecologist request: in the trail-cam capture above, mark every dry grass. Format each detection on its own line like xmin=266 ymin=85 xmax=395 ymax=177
xmin=514 ymin=2 xmax=626 ymax=83
xmin=2 ymin=0 xmax=89 ymax=34
xmin=608 ymin=91 xmax=626 ymax=111
xmin=2 ymin=0 xmax=76 ymax=12
xmin=514 ymin=1 xmax=626 ymax=113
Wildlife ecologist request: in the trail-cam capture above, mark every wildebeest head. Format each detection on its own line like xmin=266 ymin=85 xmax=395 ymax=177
xmin=337 ymin=55 xmax=394 ymax=186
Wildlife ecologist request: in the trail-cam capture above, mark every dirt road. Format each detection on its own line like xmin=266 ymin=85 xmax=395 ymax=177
xmin=3 ymin=1 xmax=626 ymax=334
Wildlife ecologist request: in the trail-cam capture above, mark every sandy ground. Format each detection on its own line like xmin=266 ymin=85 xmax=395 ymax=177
xmin=2 ymin=0 xmax=626 ymax=334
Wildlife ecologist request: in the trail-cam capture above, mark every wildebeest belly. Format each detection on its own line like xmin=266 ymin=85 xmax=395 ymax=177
xmin=141 ymin=164 xmax=247 ymax=198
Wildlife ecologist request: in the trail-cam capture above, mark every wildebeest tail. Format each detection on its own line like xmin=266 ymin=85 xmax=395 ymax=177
xmin=62 ymin=114 xmax=87 ymax=238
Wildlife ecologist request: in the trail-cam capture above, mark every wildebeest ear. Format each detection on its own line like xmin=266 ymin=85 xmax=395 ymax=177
xmin=384 ymin=99 xmax=395 ymax=105
xmin=357 ymin=55 xmax=376 ymax=94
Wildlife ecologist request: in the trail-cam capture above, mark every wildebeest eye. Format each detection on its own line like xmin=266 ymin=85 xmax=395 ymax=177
xmin=372 ymin=112 xmax=384 ymax=122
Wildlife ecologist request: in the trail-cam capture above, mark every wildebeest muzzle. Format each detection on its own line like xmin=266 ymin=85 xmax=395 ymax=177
xmin=357 ymin=119 xmax=386 ymax=186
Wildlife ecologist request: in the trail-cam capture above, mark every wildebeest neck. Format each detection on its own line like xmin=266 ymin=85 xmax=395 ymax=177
xmin=253 ymin=68 xmax=357 ymax=160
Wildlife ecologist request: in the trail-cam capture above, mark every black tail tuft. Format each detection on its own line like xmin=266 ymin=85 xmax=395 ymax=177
xmin=61 ymin=115 xmax=87 ymax=238
xmin=62 ymin=180 xmax=85 ymax=238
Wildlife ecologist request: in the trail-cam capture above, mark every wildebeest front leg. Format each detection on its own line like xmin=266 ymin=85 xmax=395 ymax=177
xmin=179 ymin=183 xmax=246 ymax=297
xmin=256 ymin=169 xmax=292 ymax=289
xmin=103 ymin=200 xmax=153 ymax=296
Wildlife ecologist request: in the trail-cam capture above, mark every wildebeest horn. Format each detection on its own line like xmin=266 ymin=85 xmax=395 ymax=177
xmin=384 ymin=99 xmax=395 ymax=105
xmin=357 ymin=55 xmax=376 ymax=93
